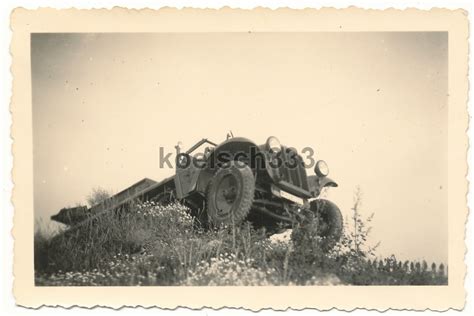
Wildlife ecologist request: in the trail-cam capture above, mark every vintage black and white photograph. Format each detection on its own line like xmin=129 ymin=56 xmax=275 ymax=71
xmin=31 ymin=31 xmax=451 ymax=287
xmin=11 ymin=8 xmax=468 ymax=310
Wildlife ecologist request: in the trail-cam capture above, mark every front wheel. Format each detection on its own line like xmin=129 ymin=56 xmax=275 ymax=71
xmin=206 ymin=161 xmax=255 ymax=226
xmin=310 ymin=199 xmax=343 ymax=251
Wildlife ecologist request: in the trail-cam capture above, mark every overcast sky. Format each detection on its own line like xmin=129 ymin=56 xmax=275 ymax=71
xmin=31 ymin=32 xmax=448 ymax=263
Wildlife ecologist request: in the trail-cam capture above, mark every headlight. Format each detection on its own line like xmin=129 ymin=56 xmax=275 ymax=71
xmin=315 ymin=160 xmax=329 ymax=177
xmin=266 ymin=136 xmax=281 ymax=153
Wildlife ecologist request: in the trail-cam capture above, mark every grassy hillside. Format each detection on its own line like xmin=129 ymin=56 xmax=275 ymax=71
xmin=35 ymin=201 xmax=447 ymax=286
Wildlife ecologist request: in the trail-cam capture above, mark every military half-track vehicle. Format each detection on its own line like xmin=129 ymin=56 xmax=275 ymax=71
xmin=52 ymin=135 xmax=343 ymax=248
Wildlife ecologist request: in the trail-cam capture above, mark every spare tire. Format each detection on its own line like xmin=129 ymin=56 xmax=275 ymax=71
xmin=206 ymin=161 xmax=255 ymax=226
xmin=310 ymin=199 xmax=343 ymax=251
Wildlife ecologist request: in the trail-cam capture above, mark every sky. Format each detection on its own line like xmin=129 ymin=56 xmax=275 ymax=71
xmin=31 ymin=32 xmax=448 ymax=263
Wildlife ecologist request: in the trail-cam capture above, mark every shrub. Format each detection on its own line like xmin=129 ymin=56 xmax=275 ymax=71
xmin=86 ymin=187 xmax=112 ymax=207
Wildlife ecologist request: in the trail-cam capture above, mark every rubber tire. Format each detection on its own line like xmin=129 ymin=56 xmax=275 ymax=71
xmin=206 ymin=161 xmax=255 ymax=226
xmin=310 ymin=199 xmax=343 ymax=251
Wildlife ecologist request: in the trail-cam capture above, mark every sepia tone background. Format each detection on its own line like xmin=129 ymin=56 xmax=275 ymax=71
xmin=31 ymin=32 xmax=448 ymax=263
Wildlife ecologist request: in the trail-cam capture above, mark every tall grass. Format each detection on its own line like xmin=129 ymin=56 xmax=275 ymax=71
xmin=35 ymin=201 xmax=276 ymax=285
xmin=35 ymin=199 xmax=448 ymax=286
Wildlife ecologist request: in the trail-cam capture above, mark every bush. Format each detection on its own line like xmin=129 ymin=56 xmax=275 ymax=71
xmin=86 ymin=187 xmax=111 ymax=207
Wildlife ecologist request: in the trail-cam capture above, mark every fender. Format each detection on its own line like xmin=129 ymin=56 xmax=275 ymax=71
xmin=319 ymin=176 xmax=338 ymax=188
xmin=307 ymin=175 xmax=338 ymax=197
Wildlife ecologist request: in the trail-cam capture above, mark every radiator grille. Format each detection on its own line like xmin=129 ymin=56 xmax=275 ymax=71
xmin=278 ymin=148 xmax=309 ymax=191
